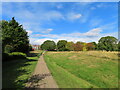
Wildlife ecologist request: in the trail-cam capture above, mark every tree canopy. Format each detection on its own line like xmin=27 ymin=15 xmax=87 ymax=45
xmin=97 ymin=36 xmax=118 ymax=51
xmin=65 ymin=41 xmax=74 ymax=51
xmin=1 ymin=17 xmax=29 ymax=53
xmin=41 ymin=40 xmax=56 ymax=51
xmin=57 ymin=40 xmax=67 ymax=51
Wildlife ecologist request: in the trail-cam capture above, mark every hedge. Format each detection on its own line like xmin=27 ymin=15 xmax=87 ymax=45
xmin=2 ymin=52 xmax=27 ymax=61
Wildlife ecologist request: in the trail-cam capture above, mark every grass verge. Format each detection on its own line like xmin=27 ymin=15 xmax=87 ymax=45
xmin=2 ymin=53 xmax=39 ymax=88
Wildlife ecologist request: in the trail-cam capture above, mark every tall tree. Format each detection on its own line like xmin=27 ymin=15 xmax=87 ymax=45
xmin=41 ymin=40 xmax=56 ymax=51
xmin=2 ymin=17 xmax=29 ymax=53
xmin=98 ymin=36 xmax=118 ymax=51
xmin=57 ymin=40 xmax=67 ymax=51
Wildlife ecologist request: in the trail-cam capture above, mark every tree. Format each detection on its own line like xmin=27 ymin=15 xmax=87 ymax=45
xmin=91 ymin=42 xmax=97 ymax=50
xmin=57 ymin=40 xmax=67 ymax=51
xmin=86 ymin=42 xmax=95 ymax=51
xmin=1 ymin=17 xmax=29 ymax=53
xmin=98 ymin=36 xmax=118 ymax=51
xmin=41 ymin=40 xmax=56 ymax=51
xmin=82 ymin=42 xmax=87 ymax=51
xmin=118 ymin=41 xmax=120 ymax=51
xmin=65 ymin=41 xmax=74 ymax=51
xmin=73 ymin=41 xmax=84 ymax=51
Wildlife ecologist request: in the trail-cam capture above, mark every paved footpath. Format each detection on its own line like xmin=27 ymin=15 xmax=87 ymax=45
xmin=26 ymin=53 xmax=58 ymax=88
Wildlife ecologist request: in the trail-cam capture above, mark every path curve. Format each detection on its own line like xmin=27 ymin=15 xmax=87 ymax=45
xmin=26 ymin=53 xmax=58 ymax=88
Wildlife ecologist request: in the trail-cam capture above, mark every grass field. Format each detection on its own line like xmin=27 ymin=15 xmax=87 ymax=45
xmin=2 ymin=51 xmax=42 ymax=88
xmin=44 ymin=51 xmax=118 ymax=88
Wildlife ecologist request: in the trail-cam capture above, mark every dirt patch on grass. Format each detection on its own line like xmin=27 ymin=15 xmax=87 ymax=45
xmin=68 ymin=55 xmax=77 ymax=60
xmin=88 ymin=64 xmax=99 ymax=68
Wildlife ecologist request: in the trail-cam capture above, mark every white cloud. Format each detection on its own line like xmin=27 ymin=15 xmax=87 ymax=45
xmin=67 ymin=12 xmax=82 ymax=21
xmin=29 ymin=29 xmax=117 ymax=45
xmin=30 ymin=28 xmax=103 ymax=45
xmin=29 ymin=38 xmax=55 ymax=45
xmin=41 ymin=28 xmax=53 ymax=33
xmin=42 ymin=11 xmax=64 ymax=21
xmin=26 ymin=30 xmax=33 ymax=36
xmin=84 ymin=28 xmax=102 ymax=37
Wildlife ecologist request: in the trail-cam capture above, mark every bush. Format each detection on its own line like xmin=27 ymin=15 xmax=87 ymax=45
xmin=2 ymin=52 xmax=27 ymax=61
xmin=9 ymin=52 xmax=26 ymax=59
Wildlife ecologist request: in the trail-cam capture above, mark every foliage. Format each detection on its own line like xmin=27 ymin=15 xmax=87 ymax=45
xmin=82 ymin=43 xmax=87 ymax=51
xmin=118 ymin=41 xmax=120 ymax=51
xmin=41 ymin=40 xmax=56 ymax=51
xmin=65 ymin=41 xmax=74 ymax=51
xmin=92 ymin=42 xmax=97 ymax=50
xmin=4 ymin=45 xmax=14 ymax=53
xmin=73 ymin=42 xmax=84 ymax=51
xmin=40 ymin=36 xmax=118 ymax=51
xmin=9 ymin=52 xmax=27 ymax=59
xmin=29 ymin=45 xmax=33 ymax=51
xmin=3 ymin=52 xmax=27 ymax=61
xmin=1 ymin=17 xmax=29 ymax=53
xmin=98 ymin=36 xmax=118 ymax=51
xmin=86 ymin=42 xmax=95 ymax=51
xmin=57 ymin=40 xmax=67 ymax=51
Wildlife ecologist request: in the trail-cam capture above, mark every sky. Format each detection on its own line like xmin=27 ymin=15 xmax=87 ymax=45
xmin=2 ymin=2 xmax=118 ymax=45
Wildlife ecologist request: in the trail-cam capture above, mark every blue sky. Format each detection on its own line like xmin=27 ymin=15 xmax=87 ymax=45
xmin=2 ymin=2 xmax=118 ymax=45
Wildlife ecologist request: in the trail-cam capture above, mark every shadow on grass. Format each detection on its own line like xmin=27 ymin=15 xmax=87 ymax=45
xmin=2 ymin=57 xmax=38 ymax=89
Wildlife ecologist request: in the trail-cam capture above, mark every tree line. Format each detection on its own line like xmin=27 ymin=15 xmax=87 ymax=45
xmin=41 ymin=36 xmax=119 ymax=51
xmin=1 ymin=17 xmax=119 ymax=54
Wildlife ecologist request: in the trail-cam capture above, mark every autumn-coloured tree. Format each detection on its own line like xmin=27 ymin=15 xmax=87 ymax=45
xmin=86 ymin=42 xmax=95 ymax=51
xmin=73 ymin=42 xmax=84 ymax=51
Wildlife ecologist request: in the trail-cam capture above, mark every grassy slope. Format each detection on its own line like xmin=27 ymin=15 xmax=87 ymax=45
xmin=2 ymin=52 xmax=40 ymax=88
xmin=44 ymin=51 xmax=118 ymax=88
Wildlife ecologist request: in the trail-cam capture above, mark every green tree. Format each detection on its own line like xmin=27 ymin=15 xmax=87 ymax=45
xmin=98 ymin=36 xmax=118 ymax=51
xmin=41 ymin=40 xmax=56 ymax=51
xmin=57 ymin=40 xmax=67 ymax=51
xmin=65 ymin=41 xmax=74 ymax=51
xmin=91 ymin=42 xmax=97 ymax=50
xmin=118 ymin=41 xmax=120 ymax=51
xmin=1 ymin=17 xmax=29 ymax=53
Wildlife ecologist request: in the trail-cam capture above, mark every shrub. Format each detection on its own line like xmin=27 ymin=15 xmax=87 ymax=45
xmin=2 ymin=52 xmax=27 ymax=61
xmin=9 ymin=52 xmax=27 ymax=59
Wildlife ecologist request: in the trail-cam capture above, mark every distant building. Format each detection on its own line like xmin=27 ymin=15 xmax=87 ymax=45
xmin=32 ymin=45 xmax=41 ymax=50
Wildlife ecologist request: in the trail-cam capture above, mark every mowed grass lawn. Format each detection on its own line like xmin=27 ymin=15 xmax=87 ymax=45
xmin=2 ymin=50 xmax=42 ymax=88
xmin=44 ymin=51 xmax=118 ymax=88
